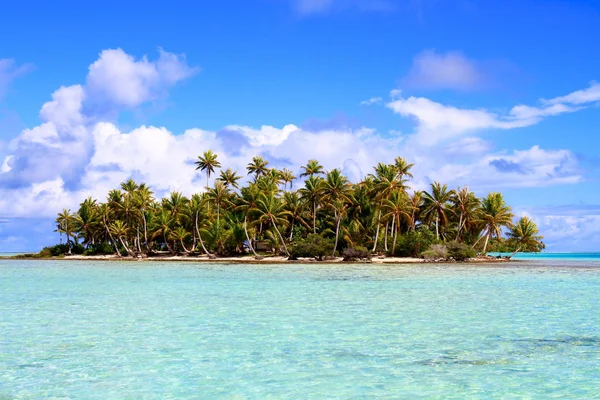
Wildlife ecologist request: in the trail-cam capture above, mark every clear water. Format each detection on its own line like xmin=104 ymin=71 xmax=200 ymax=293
xmin=1 ymin=260 xmax=600 ymax=399
xmin=488 ymin=252 xmax=600 ymax=261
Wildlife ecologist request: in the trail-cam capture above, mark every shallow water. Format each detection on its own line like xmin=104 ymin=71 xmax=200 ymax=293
xmin=1 ymin=260 xmax=599 ymax=399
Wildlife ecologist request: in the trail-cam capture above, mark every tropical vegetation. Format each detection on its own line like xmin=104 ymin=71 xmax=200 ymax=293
xmin=47 ymin=152 xmax=544 ymax=260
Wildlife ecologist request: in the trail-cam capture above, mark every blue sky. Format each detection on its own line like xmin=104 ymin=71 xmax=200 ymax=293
xmin=1 ymin=0 xmax=600 ymax=251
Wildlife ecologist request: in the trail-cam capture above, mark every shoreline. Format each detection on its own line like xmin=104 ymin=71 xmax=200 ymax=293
xmin=1 ymin=254 xmax=512 ymax=264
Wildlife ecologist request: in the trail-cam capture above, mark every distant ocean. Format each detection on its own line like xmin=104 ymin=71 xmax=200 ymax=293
xmin=487 ymin=252 xmax=600 ymax=261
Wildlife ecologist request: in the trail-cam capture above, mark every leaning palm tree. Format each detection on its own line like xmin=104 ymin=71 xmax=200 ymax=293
xmin=299 ymin=159 xmax=324 ymax=178
xmin=251 ymin=193 xmax=289 ymax=256
xmin=170 ymin=226 xmax=192 ymax=253
xmin=476 ymin=192 xmax=514 ymax=254
xmin=109 ymin=220 xmax=134 ymax=256
xmin=188 ymin=193 xmax=213 ymax=257
xmin=247 ymin=156 xmax=269 ymax=181
xmin=195 ymin=150 xmax=221 ymax=188
xmin=507 ymin=216 xmax=544 ymax=255
xmin=236 ymin=185 xmax=262 ymax=257
xmin=422 ymin=182 xmax=455 ymax=240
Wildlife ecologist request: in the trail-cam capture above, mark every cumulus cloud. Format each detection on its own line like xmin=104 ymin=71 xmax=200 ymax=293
xmin=360 ymin=97 xmax=382 ymax=106
xmin=0 ymin=58 xmax=35 ymax=100
xmin=86 ymin=48 xmax=198 ymax=108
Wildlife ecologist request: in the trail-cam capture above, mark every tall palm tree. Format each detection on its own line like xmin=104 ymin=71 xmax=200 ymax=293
xmin=247 ymin=156 xmax=269 ymax=181
xmin=218 ymin=168 xmax=242 ymax=189
xmin=170 ymin=226 xmax=192 ymax=253
xmin=195 ymin=150 xmax=221 ymax=188
xmin=282 ymin=191 xmax=310 ymax=240
xmin=56 ymin=209 xmax=76 ymax=254
xmin=507 ymin=216 xmax=544 ymax=254
xmin=382 ymin=191 xmax=414 ymax=254
xmin=477 ymin=192 xmax=514 ymax=254
xmin=236 ymin=185 xmax=261 ymax=257
xmin=188 ymin=193 xmax=212 ymax=257
xmin=109 ymin=220 xmax=134 ymax=256
xmin=280 ymin=168 xmax=297 ymax=192
xmin=299 ymin=159 xmax=324 ymax=178
xmin=299 ymin=175 xmax=324 ymax=234
xmin=321 ymin=169 xmax=353 ymax=256
xmin=394 ymin=157 xmax=414 ymax=180
xmin=206 ymin=181 xmax=231 ymax=223
xmin=452 ymin=186 xmax=480 ymax=242
xmin=422 ymin=182 xmax=455 ymax=240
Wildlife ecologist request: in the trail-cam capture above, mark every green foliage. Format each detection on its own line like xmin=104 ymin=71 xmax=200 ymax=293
xmin=393 ymin=227 xmax=438 ymax=257
xmin=446 ymin=241 xmax=476 ymax=261
xmin=289 ymin=234 xmax=334 ymax=261
xmin=82 ymin=242 xmax=115 ymax=256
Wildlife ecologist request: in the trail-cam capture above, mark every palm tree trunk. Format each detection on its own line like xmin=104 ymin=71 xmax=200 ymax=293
xmin=142 ymin=211 xmax=149 ymax=251
xmin=384 ymin=222 xmax=389 ymax=252
xmin=103 ymin=215 xmax=121 ymax=256
xmin=180 ymin=239 xmax=191 ymax=253
xmin=195 ymin=211 xmax=212 ymax=257
xmin=332 ymin=214 xmax=341 ymax=257
xmin=372 ymin=209 xmax=382 ymax=252
xmin=270 ymin=216 xmax=289 ymax=256
xmin=482 ymin=233 xmax=491 ymax=254
xmin=435 ymin=216 xmax=439 ymax=240
xmin=136 ymin=227 xmax=142 ymax=253
xmin=119 ymin=236 xmax=134 ymax=257
xmin=244 ymin=215 xmax=258 ymax=257
xmin=392 ymin=219 xmax=399 ymax=255
xmin=289 ymin=220 xmax=294 ymax=241
xmin=508 ymin=246 xmax=522 ymax=259
xmin=313 ymin=201 xmax=317 ymax=234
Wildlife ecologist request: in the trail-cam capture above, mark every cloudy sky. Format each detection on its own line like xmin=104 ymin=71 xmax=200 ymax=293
xmin=1 ymin=0 xmax=599 ymax=252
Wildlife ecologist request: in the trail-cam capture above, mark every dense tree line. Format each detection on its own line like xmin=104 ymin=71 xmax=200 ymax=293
xmin=51 ymin=152 xmax=545 ymax=259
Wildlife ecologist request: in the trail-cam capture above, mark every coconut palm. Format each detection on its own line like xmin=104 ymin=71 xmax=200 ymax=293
xmin=188 ymin=193 xmax=212 ymax=256
xmin=393 ymin=157 xmax=414 ymax=180
xmin=477 ymin=192 xmax=514 ymax=254
xmin=195 ymin=150 xmax=221 ymax=188
xmin=218 ymin=168 xmax=242 ymax=189
xmin=299 ymin=159 xmax=324 ymax=178
xmin=422 ymin=182 xmax=455 ymax=240
xmin=280 ymin=168 xmax=297 ymax=192
xmin=452 ymin=186 xmax=480 ymax=242
xmin=299 ymin=175 xmax=324 ymax=234
xmin=382 ymin=191 xmax=414 ymax=254
xmin=56 ymin=209 xmax=76 ymax=254
xmin=507 ymin=216 xmax=544 ymax=254
xmin=282 ymin=191 xmax=310 ymax=240
xmin=206 ymin=181 xmax=231 ymax=223
xmin=252 ymin=193 xmax=289 ymax=256
xmin=170 ymin=226 xmax=192 ymax=253
xmin=109 ymin=220 xmax=134 ymax=256
xmin=247 ymin=156 xmax=269 ymax=181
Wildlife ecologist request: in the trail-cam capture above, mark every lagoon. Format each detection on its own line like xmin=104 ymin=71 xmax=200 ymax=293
xmin=1 ymin=260 xmax=599 ymax=398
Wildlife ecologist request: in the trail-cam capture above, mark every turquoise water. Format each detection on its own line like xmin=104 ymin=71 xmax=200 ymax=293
xmin=1 ymin=260 xmax=600 ymax=399
xmin=488 ymin=252 xmax=600 ymax=261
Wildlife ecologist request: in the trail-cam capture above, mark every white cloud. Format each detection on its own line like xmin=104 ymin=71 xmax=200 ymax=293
xmin=0 ymin=58 xmax=35 ymax=100
xmin=226 ymin=124 xmax=301 ymax=147
xmin=86 ymin=48 xmax=198 ymax=108
xmin=360 ymin=97 xmax=382 ymax=106
xmin=404 ymin=50 xmax=483 ymax=90
xmin=386 ymin=81 xmax=600 ymax=145
xmin=544 ymin=82 xmax=600 ymax=105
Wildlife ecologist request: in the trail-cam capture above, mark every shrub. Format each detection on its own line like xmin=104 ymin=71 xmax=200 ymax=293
xmin=394 ymin=227 xmax=438 ymax=257
xmin=446 ymin=241 xmax=476 ymax=261
xmin=289 ymin=234 xmax=334 ymax=261
xmin=82 ymin=242 xmax=116 ymax=256
xmin=342 ymin=247 xmax=371 ymax=261
xmin=421 ymin=244 xmax=448 ymax=260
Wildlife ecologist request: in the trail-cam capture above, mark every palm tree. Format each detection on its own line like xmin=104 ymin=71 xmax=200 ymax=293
xmin=170 ymin=226 xmax=192 ymax=253
xmin=247 ymin=156 xmax=269 ymax=181
xmin=73 ymin=197 xmax=99 ymax=247
xmin=422 ymin=182 xmax=455 ymax=240
xmin=56 ymin=209 xmax=75 ymax=254
xmin=452 ymin=186 xmax=480 ymax=242
xmin=382 ymin=191 xmax=414 ymax=254
xmin=150 ymin=210 xmax=176 ymax=254
xmin=477 ymin=192 xmax=514 ymax=254
xmin=109 ymin=220 xmax=134 ymax=256
xmin=217 ymin=168 xmax=242 ymax=189
xmin=282 ymin=191 xmax=310 ymax=240
xmin=394 ymin=157 xmax=414 ymax=180
xmin=195 ymin=150 xmax=221 ymax=188
xmin=188 ymin=193 xmax=212 ymax=257
xmin=299 ymin=175 xmax=324 ymax=234
xmin=252 ymin=193 xmax=289 ymax=256
xmin=299 ymin=159 xmax=324 ymax=178
xmin=507 ymin=216 xmax=544 ymax=255
xmin=321 ymin=169 xmax=353 ymax=256
xmin=280 ymin=168 xmax=296 ymax=192
xmin=236 ymin=185 xmax=261 ymax=257
xmin=206 ymin=181 xmax=231 ymax=223
xmin=134 ymin=184 xmax=154 ymax=251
